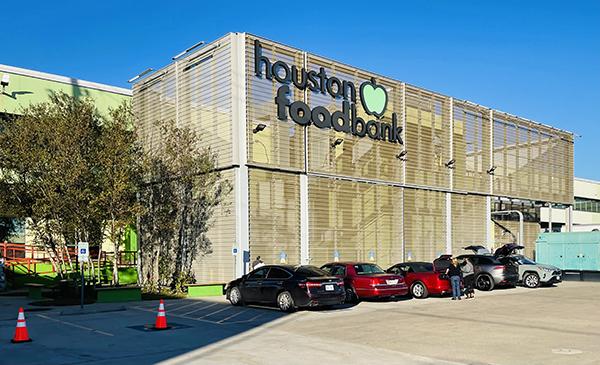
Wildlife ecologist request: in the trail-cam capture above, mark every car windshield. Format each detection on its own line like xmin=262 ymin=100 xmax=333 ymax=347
xmin=294 ymin=265 xmax=330 ymax=277
xmin=514 ymin=256 xmax=536 ymax=265
xmin=354 ymin=264 xmax=385 ymax=275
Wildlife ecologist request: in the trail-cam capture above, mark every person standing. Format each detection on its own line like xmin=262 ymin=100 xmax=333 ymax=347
xmin=251 ymin=256 xmax=264 ymax=270
xmin=445 ymin=258 xmax=462 ymax=300
xmin=461 ymin=257 xmax=475 ymax=299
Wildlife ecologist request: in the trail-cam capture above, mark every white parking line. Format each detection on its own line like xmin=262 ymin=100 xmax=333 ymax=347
xmin=36 ymin=314 xmax=114 ymax=337
xmin=196 ymin=305 xmax=232 ymax=319
xmin=228 ymin=310 xmax=270 ymax=324
xmin=216 ymin=307 xmax=251 ymax=323
xmin=167 ymin=301 xmax=201 ymax=312
xmin=181 ymin=302 xmax=219 ymax=316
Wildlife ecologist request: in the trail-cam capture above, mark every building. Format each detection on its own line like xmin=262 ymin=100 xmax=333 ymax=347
xmin=0 ymin=64 xmax=132 ymax=244
xmin=540 ymin=178 xmax=600 ymax=232
xmin=132 ymin=33 xmax=575 ymax=282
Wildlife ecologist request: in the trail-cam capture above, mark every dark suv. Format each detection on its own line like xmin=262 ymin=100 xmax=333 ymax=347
xmin=457 ymin=245 xmax=519 ymax=291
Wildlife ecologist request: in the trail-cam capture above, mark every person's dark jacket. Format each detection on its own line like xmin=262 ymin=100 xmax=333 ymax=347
xmin=446 ymin=264 xmax=461 ymax=278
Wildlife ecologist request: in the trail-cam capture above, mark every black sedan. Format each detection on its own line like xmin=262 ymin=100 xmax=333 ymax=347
xmin=225 ymin=265 xmax=345 ymax=312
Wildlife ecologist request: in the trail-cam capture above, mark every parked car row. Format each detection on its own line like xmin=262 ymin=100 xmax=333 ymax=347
xmin=224 ymin=245 xmax=562 ymax=312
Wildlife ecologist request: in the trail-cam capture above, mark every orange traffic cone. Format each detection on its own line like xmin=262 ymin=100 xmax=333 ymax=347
xmin=11 ymin=307 xmax=32 ymax=343
xmin=152 ymin=299 xmax=171 ymax=330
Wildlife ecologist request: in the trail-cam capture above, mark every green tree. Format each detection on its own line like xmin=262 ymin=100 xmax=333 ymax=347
xmin=0 ymin=217 xmax=18 ymax=243
xmin=0 ymin=93 xmax=139 ymax=285
xmin=0 ymin=92 xmax=102 ymax=278
xmin=137 ymin=120 xmax=230 ymax=292
xmin=96 ymin=101 xmax=141 ymax=285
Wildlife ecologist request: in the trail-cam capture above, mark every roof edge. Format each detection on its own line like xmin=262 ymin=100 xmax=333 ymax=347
xmin=0 ymin=64 xmax=132 ymax=97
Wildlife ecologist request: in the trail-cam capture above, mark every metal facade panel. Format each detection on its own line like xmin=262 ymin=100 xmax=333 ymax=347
xmin=404 ymin=85 xmax=452 ymax=189
xmin=451 ymin=194 xmax=488 ymax=256
xmin=452 ymin=101 xmax=492 ymax=194
xmin=305 ymin=56 xmax=405 ymax=183
xmin=492 ymin=112 xmax=573 ymax=204
xmin=248 ymin=169 xmax=301 ymax=265
xmin=191 ymin=168 xmax=236 ymax=283
xmin=403 ymin=188 xmax=447 ymax=262
xmin=133 ymin=35 xmax=233 ymax=168
xmin=246 ymin=36 xmax=305 ymax=171
xmin=308 ymin=176 xmax=404 ymax=267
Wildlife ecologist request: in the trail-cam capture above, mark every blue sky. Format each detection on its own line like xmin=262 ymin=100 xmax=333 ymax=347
xmin=4 ymin=1 xmax=599 ymax=181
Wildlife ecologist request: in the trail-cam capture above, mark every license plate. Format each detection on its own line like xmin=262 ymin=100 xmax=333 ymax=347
xmin=386 ymin=279 xmax=398 ymax=285
xmin=325 ymin=284 xmax=334 ymax=291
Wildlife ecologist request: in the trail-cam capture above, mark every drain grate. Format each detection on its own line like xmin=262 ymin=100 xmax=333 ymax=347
xmin=552 ymin=348 xmax=583 ymax=355
xmin=127 ymin=323 xmax=192 ymax=332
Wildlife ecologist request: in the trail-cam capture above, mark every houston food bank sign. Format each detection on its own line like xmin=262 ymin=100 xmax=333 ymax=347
xmin=254 ymin=40 xmax=403 ymax=145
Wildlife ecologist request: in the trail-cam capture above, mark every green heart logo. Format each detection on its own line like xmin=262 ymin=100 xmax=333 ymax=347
xmin=360 ymin=78 xmax=388 ymax=118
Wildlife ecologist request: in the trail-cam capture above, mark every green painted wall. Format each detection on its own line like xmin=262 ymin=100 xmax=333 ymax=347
xmin=0 ymin=71 xmax=131 ymax=117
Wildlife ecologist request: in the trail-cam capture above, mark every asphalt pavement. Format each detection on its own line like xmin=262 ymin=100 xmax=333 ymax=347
xmin=0 ymin=281 xmax=598 ymax=365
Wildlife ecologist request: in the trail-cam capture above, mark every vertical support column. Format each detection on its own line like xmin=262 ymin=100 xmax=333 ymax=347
xmin=300 ymin=50 xmax=310 ymax=265
xmin=300 ymin=174 xmax=309 ymax=264
xmin=489 ymin=109 xmax=494 ymax=195
xmin=486 ymin=196 xmax=492 ymax=250
xmin=567 ymin=205 xmax=573 ymax=232
xmin=446 ymin=98 xmax=453 ymax=255
xmin=446 ymin=192 xmax=452 ymax=255
xmin=449 ymin=98 xmax=454 ymax=191
xmin=401 ymin=83 xmax=406 ymax=186
xmin=488 ymin=110 xmax=494 ymax=251
xmin=231 ymin=33 xmax=250 ymax=278
xmin=548 ymin=203 xmax=553 ymax=233
xmin=175 ymin=60 xmax=179 ymax=127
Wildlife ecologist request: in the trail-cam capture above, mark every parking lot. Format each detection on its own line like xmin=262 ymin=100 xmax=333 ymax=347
xmin=0 ymin=281 xmax=598 ymax=365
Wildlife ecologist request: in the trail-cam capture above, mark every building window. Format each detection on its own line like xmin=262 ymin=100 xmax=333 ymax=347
xmin=574 ymin=197 xmax=600 ymax=213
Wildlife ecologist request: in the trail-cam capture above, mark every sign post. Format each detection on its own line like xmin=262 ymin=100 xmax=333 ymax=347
xmin=77 ymin=242 xmax=89 ymax=309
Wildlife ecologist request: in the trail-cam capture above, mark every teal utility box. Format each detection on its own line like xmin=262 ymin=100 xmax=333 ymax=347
xmin=535 ymin=232 xmax=600 ymax=271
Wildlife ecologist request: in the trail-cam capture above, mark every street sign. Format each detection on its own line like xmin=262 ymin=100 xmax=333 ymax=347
xmin=78 ymin=242 xmax=89 ymax=262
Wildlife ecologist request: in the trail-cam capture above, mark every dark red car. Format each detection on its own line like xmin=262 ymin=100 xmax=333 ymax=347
xmin=321 ymin=262 xmax=408 ymax=302
xmin=386 ymin=255 xmax=457 ymax=299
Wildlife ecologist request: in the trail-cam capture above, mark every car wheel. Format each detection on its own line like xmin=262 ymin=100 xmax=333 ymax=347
xmin=476 ymin=274 xmax=495 ymax=291
xmin=524 ymin=272 xmax=540 ymax=288
xmin=345 ymin=285 xmax=358 ymax=303
xmin=228 ymin=287 xmax=243 ymax=306
xmin=277 ymin=291 xmax=296 ymax=312
xmin=411 ymin=281 xmax=429 ymax=299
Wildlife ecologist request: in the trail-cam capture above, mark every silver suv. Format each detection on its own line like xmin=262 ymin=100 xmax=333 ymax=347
xmin=457 ymin=245 xmax=519 ymax=291
xmin=493 ymin=244 xmax=562 ymax=288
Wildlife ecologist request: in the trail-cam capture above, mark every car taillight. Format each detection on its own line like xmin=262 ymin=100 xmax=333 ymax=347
xmin=493 ymin=266 xmax=505 ymax=270
xmin=370 ymin=279 xmax=378 ymax=287
xmin=336 ymin=280 xmax=344 ymax=286
xmin=306 ymin=282 xmax=322 ymax=287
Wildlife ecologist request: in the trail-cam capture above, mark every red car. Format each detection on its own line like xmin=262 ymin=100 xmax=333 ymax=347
xmin=386 ymin=255 xmax=457 ymax=299
xmin=321 ymin=262 xmax=408 ymax=302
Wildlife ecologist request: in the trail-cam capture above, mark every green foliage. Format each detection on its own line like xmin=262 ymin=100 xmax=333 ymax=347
xmin=0 ymin=217 xmax=17 ymax=243
xmin=0 ymin=93 xmax=140 ymax=282
xmin=137 ymin=120 xmax=231 ymax=289
xmin=0 ymin=93 xmax=230 ymax=289
xmin=171 ymin=269 xmax=195 ymax=294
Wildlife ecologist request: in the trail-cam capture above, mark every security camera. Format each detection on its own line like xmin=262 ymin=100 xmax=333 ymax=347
xmin=1 ymin=74 xmax=9 ymax=93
